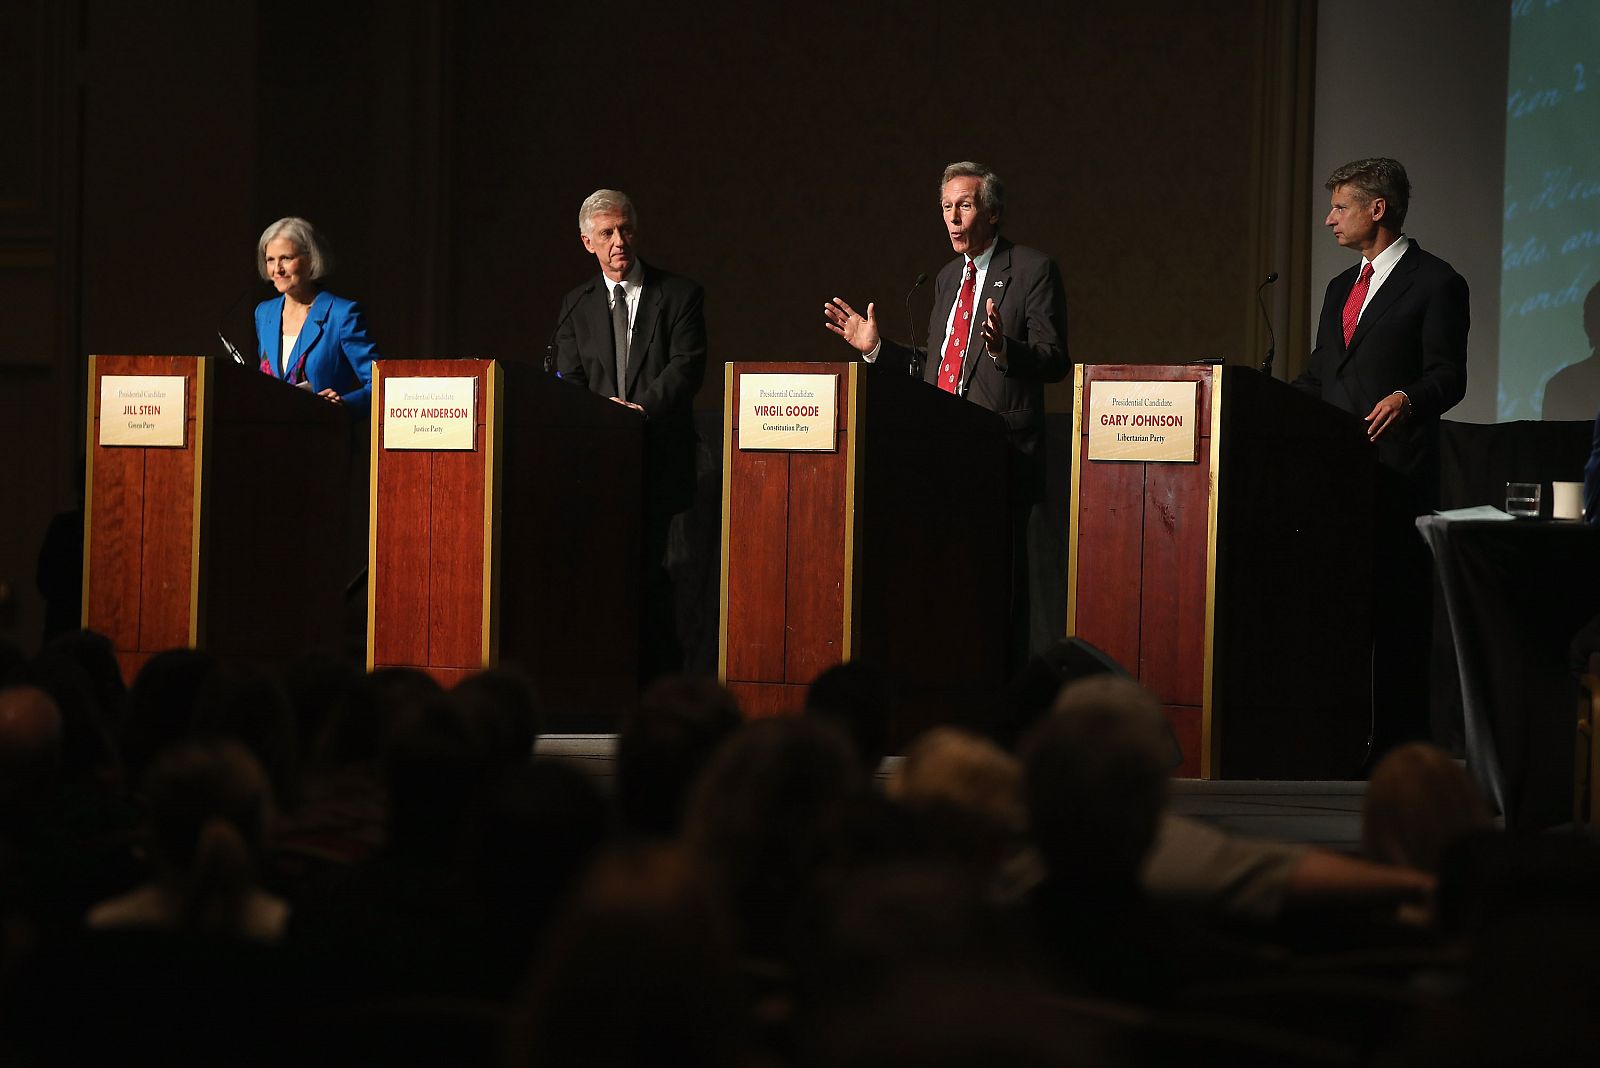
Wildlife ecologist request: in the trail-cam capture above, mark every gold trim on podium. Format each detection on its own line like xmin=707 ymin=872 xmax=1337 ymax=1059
xmin=81 ymin=357 xmax=99 ymax=628
xmin=1065 ymin=363 xmax=1086 ymax=635
xmin=188 ymin=360 xmax=211 ymax=647
xmin=365 ymin=363 xmax=383 ymax=671
xmin=841 ymin=364 xmax=862 ymax=659
xmin=1199 ymin=366 xmax=1226 ymax=778
xmin=483 ymin=361 xmax=503 ymax=667
xmin=717 ymin=366 xmax=735 ymax=681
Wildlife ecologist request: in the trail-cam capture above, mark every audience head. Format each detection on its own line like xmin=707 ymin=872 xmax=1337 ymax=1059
xmin=1023 ymin=676 xmax=1171 ymax=888
xmin=805 ymin=660 xmax=894 ymax=773
xmin=0 ymin=684 xmax=63 ymax=801
xmin=41 ymin=630 xmax=125 ymax=731
xmin=381 ymin=694 xmax=486 ymax=863
xmin=890 ymin=727 xmax=1025 ymax=835
xmin=12 ymin=646 xmax=121 ymax=790
xmin=122 ymin=648 xmax=217 ymax=790
xmin=512 ymin=843 xmax=741 ymax=1067
xmin=451 ymin=666 xmax=543 ymax=775
xmin=1363 ymin=742 xmax=1493 ymax=873
xmin=140 ymin=738 xmax=274 ymax=935
xmin=616 ymin=674 xmax=742 ymax=838
xmin=317 ymin=666 xmax=442 ymax=772
xmin=192 ymin=661 xmax=299 ymax=810
xmin=998 ymin=637 xmax=1132 ymax=751
xmin=685 ymin=717 xmax=864 ymax=957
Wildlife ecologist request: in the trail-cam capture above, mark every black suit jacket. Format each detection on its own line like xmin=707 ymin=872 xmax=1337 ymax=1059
xmin=1293 ymin=239 xmax=1469 ymax=508
xmin=555 ymin=262 xmax=707 ymax=511
xmin=878 ymin=237 xmax=1070 ymax=500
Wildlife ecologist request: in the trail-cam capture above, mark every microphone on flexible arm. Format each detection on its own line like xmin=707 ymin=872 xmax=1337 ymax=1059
xmin=544 ymin=297 xmax=581 ymax=375
xmin=1256 ymin=271 xmax=1279 ymax=377
xmin=904 ymin=272 xmax=928 ymax=379
xmin=216 ymin=282 xmax=254 ymax=366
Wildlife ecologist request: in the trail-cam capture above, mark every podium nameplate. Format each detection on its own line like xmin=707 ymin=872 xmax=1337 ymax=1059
xmin=1086 ymin=380 xmax=1198 ymax=462
xmin=382 ymin=376 xmax=478 ymax=451
xmin=98 ymin=375 xmax=187 ymax=447
xmin=737 ymin=372 xmax=838 ymax=452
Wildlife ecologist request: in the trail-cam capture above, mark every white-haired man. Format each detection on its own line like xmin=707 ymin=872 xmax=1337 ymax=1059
xmin=554 ymin=189 xmax=708 ymax=679
xmin=823 ymin=162 xmax=1069 ymax=668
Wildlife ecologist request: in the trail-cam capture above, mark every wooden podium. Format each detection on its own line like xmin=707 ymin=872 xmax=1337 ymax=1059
xmin=85 ymin=355 xmax=352 ymax=682
xmin=720 ymin=361 xmax=1010 ymax=742
xmin=1068 ymin=363 xmax=1376 ymax=779
xmin=367 ymin=359 xmax=641 ymax=722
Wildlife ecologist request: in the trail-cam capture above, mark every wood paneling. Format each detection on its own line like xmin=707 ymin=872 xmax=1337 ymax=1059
xmin=1072 ymin=453 xmax=1145 ymax=674
xmin=372 ymin=439 xmax=433 ymax=668
xmin=1139 ymin=456 xmax=1210 ymax=707
xmin=785 ymin=450 xmax=847 ymax=685
xmin=428 ymin=430 xmax=487 ymax=668
xmin=723 ymin=450 xmax=790 ymax=683
xmin=728 ymin=681 xmax=808 ymax=720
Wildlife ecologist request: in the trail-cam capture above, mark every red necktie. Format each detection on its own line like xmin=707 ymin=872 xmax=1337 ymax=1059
xmin=938 ymin=260 xmax=978 ymax=394
xmin=1341 ymin=261 xmax=1374 ymax=348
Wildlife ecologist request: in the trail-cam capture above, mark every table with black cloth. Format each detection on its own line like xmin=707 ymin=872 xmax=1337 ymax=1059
xmin=1418 ymin=515 xmax=1600 ymax=829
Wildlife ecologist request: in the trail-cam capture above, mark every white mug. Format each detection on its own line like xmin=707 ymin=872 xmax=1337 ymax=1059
xmin=1553 ymin=480 xmax=1584 ymax=521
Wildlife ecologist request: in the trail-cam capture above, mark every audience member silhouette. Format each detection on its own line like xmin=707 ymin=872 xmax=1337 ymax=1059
xmin=615 ymin=674 xmax=742 ymax=839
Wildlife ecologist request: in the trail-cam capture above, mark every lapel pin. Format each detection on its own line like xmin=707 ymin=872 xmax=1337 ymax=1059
xmin=993 ymin=279 xmax=1005 ymax=288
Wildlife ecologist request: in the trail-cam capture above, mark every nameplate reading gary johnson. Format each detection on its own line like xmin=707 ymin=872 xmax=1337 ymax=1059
xmin=1086 ymin=380 xmax=1200 ymax=463
xmin=383 ymin=377 xmax=477 ymax=451
xmin=738 ymin=373 xmax=838 ymax=452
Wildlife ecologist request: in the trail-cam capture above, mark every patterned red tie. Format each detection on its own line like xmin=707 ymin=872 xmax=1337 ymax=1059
xmin=938 ymin=260 xmax=978 ymax=393
xmin=1341 ymin=261 xmax=1374 ymax=348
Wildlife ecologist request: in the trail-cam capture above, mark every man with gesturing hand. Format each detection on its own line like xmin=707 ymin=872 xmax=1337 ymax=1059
xmin=823 ymin=161 xmax=1069 ymax=669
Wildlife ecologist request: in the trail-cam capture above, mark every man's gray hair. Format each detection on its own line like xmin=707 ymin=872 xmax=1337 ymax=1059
xmin=578 ymin=189 xmax=637 ymax=235
xmin=941 ymin=161 xmax=1005 ymax=223
xmin=256 ymin=216 xmax=333 ymax=282
xmin=1325 ymin=157 xmax=1411 ymax=230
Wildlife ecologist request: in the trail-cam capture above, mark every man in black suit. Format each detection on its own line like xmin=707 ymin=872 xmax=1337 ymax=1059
xmin=1293 ymin=156 xmax=1469 ymax=753
xmin=1294 ymin=157 xmax=1468 ymax=510
xmin=823 ymin=161 xmax=1069 ymax=667
xmin=555 ymin=189 xmax=707 ymax=679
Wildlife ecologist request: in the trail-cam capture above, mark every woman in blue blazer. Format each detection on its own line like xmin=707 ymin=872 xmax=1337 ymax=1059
xmin=254 ymin=217 xmax=380 ymax=417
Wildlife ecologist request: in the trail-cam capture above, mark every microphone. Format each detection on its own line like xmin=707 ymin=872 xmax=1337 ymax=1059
xmin=216 ymin=282 xmax=254 ymax=366
xmin=1256 ymin=271 xmax=1279 ymax=377
xmin=904 ymin=272 xmax=928 ymax=379
xmin=545 ymin=296 xmax=582 ymax=375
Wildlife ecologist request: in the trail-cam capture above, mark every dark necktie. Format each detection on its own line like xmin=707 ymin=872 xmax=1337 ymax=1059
xmin=938 ymin=261 xmax=978 ymax=394
xmin=612 ymin=282 xmax=630 ymax=398
xmin=1342 ymin=261 xmax=1374 ymax=348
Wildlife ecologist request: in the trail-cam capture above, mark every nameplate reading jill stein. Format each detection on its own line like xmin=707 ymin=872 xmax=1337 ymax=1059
xmin=99 ymin=375 xmax=186 ymax=447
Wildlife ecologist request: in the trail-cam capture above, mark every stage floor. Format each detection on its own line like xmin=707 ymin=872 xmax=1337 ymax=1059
xmin=535 ymin=735 xmax=1367 ymax=850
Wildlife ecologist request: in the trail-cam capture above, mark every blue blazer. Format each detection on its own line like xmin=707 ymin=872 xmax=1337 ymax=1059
xmin=254 ymin=290 xmax=379 ymax=417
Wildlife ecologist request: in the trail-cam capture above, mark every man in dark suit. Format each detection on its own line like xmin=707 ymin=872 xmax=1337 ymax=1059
xmin=1293 ymin=156 xmax=1469 ymax=754
xmin=824 ymin=161 xmax=1069 ymax=667
xmin=555 ymin=189 xmax=707 ymax=679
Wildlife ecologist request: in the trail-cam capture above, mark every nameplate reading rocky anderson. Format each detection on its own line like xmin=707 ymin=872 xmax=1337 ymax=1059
xmin=383 ymin=377 xmax=477 ymax=451
xmin=1086 ymin=380 xmax=1199 ymax=462
xmin=738 ymin=373 xmax=838 ymax=452
xmin=99 ymin=375 xmax=186 ymax=447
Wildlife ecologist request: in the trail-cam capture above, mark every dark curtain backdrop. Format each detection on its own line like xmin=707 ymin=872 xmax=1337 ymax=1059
xmin=0 ymin=0 xmax=1311 ymax=648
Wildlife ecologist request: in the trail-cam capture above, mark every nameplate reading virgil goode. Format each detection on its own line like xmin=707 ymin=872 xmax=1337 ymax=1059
xmin=1086 ymin=380 xmax=1199 ymax=462
xmin=383 ymin=377 xmax=477 ymax=450
xmin=99 ymin=375 xmax=186 ymax=447
xmin=738 ymin=373 xmax=838 ymax=452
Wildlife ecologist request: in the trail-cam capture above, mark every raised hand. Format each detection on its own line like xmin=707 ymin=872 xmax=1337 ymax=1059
xmin=823 ymin=297 xmax=880 ymax=355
